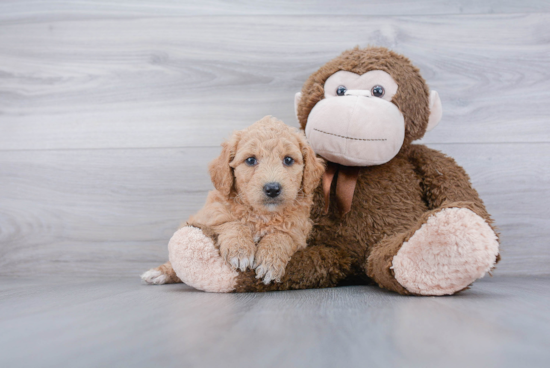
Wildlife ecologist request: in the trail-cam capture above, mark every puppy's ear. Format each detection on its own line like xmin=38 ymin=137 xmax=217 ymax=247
xmin=208 ymin=131 xmax=241 ymax=197
xmin=300 ymin=136 xmax=325 ymax=195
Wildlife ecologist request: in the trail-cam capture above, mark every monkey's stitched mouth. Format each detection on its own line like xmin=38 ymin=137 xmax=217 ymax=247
xmin=313 ymin=128 xmax=387 ymax=141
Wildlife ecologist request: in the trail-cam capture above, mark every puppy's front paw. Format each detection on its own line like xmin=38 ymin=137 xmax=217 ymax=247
xmin=219 ymin=240 xmax=255 ymax=272
xmin=253 ymin=247 xmax=289 ymax=284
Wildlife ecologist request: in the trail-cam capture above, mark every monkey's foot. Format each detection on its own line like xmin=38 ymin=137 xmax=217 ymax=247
xmin=392 ymin=208 xmax=499 ymax=296
xmin=168 ymin=226 xmax=238 ymax=293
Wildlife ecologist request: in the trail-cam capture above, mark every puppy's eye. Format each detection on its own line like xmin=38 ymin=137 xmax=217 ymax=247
xmin=283 ymin=157 xmax=294 ymax=166
xmin=371 ymin=85 xmax=385 ymax=98
xmin=336 ymin=85 xmax=347 ymax=96
xmin=245 ymin=157 xmax=257 ymax=166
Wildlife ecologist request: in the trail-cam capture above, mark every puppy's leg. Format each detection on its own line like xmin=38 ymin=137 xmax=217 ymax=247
xmin=141 ymin=261 xmax=182 ymax=285
xmin=216 ymin=222 xmax=256 ymax=271
xmin=254 ymin=233 xmax=297 ymax=284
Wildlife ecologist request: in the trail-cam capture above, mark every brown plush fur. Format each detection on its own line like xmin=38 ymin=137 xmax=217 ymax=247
xmin=232 ymin=47 xmax=500 ymax=294
xmin=149 ymin=116 xmax=325 ymax=284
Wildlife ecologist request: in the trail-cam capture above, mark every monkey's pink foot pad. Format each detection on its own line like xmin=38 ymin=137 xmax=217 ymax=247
xmin=168 ymin=226 xmax=238 ymax=293
xmin=392 ymin=208 xmax=499 ymax=296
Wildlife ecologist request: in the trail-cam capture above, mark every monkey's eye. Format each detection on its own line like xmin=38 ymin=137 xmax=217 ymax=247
xmin=336 ymin=85 xmax=347 ymax=96
xmin=283 ymin=157 xmax=294 ymax=166
xmin=371 ymin=85 xmax=385 ymax=98
xmin=245 ymin=157 xmax=257 ymax=166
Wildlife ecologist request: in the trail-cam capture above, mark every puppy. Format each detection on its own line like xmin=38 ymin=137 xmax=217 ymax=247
xmin=142 ymin=116 xmax=325 ymax=285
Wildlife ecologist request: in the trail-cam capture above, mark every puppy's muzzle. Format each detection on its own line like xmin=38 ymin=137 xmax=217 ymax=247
xmin=263 ymin=182 xmax=282 ymax=198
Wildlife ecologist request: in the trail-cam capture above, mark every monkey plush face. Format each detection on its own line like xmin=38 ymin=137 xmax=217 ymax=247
xmin=305 ymin=70 xmax=404 ymax=166
xmin=296 ymin=47 xmax=443 ymax=168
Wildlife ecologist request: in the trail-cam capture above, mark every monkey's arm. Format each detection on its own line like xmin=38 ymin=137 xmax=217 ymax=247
xmin=408 ymin=144 xmax=497 ymax=231
xmin=234 ymin=245 xmax=352 ymax=292
xmin=161 ymin=221 xmax=351 ymax=292
xmin=236 ymin=211 xmax=352 ymax=291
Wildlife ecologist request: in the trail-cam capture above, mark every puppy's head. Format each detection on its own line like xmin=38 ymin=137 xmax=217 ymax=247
xmin=209 ymin=116 xmax=325 ymax=212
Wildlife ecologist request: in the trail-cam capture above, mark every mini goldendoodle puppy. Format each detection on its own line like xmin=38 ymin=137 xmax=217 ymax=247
xmin=142 ymin=116 xmax=325 ymax=285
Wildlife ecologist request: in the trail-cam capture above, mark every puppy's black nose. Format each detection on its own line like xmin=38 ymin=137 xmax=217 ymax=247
xmin=263 ymin=182 xmax=282 ymax=198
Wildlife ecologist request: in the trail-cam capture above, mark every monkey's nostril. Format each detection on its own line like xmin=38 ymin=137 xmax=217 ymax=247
xmin=263 ymin=182 xmax=282 ymax=198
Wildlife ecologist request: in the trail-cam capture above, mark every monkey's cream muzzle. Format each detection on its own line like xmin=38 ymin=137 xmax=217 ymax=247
xmin=305 ymin=93 xmax=405 ymax=167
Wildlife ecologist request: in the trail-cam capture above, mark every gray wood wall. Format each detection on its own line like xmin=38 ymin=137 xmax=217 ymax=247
xmin=1 ymin=1 xmax=549 ymax=277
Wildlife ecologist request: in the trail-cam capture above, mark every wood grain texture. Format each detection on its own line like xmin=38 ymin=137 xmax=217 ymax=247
xmin=1 ymin=13 xmax=550 ymax=150
xmin=0 ymin=147 xmax=214 ymax=276
xmin=1 ymin=276 xmax=549 ymax=368
xmin=1 ymin=143 xmax=548 ymax=277
xmin=1 ymin=2 xmax=548 ymax=279
xmin=2 ymin=0 xmax=550 ymax=22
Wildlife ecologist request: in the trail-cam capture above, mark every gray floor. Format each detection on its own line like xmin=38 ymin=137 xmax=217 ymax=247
xmin=1 ymin=275 xmax=549 ymax=368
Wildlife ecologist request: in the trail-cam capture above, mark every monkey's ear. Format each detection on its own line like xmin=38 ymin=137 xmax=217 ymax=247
xmin=294 ymin=92 xmax=302 ymax=121
xmin=208 ymin=132 xmax=240 ymax=198
xmin=427 ymin=90 xmax=443 ymax=132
